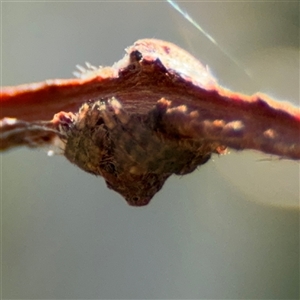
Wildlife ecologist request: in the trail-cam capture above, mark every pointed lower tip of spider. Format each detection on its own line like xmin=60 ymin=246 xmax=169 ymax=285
xmin=126 ymin=196 xmax=153 ymax=207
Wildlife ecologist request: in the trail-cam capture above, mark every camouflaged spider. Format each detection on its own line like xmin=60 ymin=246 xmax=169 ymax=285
xmin=59 ymin=97 xmax=221 ymax=206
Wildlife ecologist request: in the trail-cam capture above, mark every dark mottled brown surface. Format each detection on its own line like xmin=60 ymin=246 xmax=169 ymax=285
xmin=61 ymin=97 xmax=224 ymax=206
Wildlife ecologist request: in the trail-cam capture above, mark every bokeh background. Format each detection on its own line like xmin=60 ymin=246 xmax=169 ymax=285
xmin=2 ymin=1 xmax=299 ymax=299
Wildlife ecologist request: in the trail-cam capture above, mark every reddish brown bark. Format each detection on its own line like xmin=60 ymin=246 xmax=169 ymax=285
xmin=1 ymin=39 xmax=299 ymax=158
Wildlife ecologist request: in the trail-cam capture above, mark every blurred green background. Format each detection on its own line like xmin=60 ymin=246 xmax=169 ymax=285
xmin=2 ymin=1 xmax=299 ymax=298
